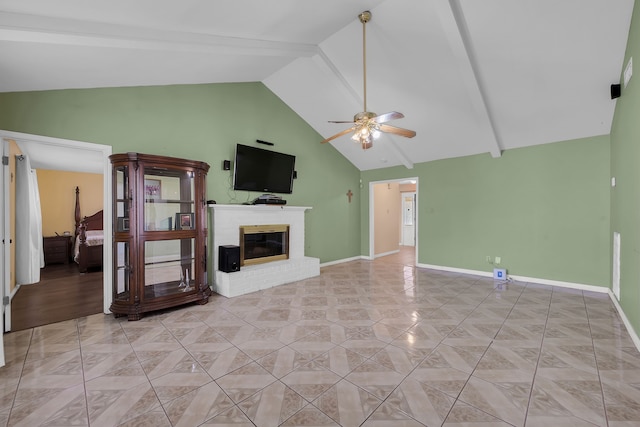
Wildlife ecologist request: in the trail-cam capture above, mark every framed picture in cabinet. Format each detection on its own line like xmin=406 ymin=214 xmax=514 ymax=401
xmin=144 ymin=178 xmax=161 ymax=200
xmin=117 ymin=217 xmax=130 ymax=231
xmin=176 ymin=213 xmax=194 ymax=230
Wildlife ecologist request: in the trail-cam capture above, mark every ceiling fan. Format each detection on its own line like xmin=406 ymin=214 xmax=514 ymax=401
xmin=321 ymin=10 xmax=416 ymax=150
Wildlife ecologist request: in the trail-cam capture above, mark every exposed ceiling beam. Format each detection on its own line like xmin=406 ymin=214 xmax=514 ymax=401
xmin=433 ymin=0 xmax=502 ymax=158
xmin=0 ymin=12 xmax=319 ymax=57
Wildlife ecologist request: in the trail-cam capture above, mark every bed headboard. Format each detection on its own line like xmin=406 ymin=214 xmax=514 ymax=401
xmin=82 ymin=210 xmax=104 ymax=231
xmin=75 ymin=186 xmax=104 ymax=234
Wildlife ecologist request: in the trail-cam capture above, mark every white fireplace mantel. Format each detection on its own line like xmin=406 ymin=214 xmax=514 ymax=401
xmin=208 ymin=204 xmax=320 ymax=297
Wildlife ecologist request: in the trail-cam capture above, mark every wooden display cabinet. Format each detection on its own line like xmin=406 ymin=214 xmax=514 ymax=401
xmin=109 ymin=152 xmax=211 ymax=320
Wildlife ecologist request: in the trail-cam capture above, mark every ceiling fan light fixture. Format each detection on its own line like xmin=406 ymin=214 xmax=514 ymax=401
xmin=358 ymin=134 xmax=373 ymax=150
xmin=319 ymin=10 xmax=416 ymax=148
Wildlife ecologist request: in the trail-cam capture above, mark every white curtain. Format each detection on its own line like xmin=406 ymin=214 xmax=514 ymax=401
xmin=15 ymin=155 xmax=44 ymax=284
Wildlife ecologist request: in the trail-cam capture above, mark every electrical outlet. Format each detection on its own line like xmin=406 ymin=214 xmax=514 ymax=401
xmin=495 ymin=256 xmax=501 ymax=265
xmin=486 ymin=256 xmax=492 ymax=263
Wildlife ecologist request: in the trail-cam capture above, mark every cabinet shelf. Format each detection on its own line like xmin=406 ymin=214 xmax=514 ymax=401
xmin=110 ymin=152 xmax=210 ymax=321
xmin=145 ymin=199 xmax=195 ymax=204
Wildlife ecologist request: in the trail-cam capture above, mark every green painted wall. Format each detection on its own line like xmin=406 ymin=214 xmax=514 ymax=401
xmin=611 ymin=1 xmax=640 ymax=333
xmin=0 ymin=82 xmax=361 ymax=263
xmin=362 ymin=136 xmax=611 ymax=287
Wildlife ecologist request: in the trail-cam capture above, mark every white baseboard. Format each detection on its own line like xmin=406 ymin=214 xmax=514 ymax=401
xmin=374 ymin=249 xmax=400 ymax=258
xmin=607 ymin=290 xmax=640 ymax=352
xmin=320 ymin=256 xmax=367 ymax=267
xmin=418 ymin=263 xmax=608 ymax=293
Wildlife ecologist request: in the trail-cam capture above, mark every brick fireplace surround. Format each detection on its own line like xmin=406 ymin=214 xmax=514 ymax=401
xmin=209 ymin=204 xmax=320 ymax=297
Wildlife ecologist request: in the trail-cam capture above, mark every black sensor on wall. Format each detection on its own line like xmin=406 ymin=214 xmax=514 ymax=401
xmin=223 ymin=160 xmax=231 ymax=170
xmin=611 ymin=83 xmax=622 ymax=99
xmin=256 ymin=139 xmax=274 ymax=146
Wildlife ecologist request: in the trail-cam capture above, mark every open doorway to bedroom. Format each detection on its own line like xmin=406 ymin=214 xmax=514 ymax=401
xmin=369 ymin=178 xmax=418 ymax=267
xmin=1 ymin=131 xmax=111 ymax=332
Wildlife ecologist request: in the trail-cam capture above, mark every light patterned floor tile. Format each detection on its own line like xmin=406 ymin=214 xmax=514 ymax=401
xmin=339 ymin=337 xmax=388 ymax=358
xmin=118 ymin=407 xmax=172 ymax=427
xmin=385 ymin=377 xmax=455 ymax=426
xmin=528 ymin=374 xmax=606 ymax=426
xmin=458 ymin=375 xmax=530 ymax=426
xmin=9 ymin=383 xmax=88 ymax=427
xmin=164 ymin=322 xmax=227 ymax=346
xmin=140 ymin=347 xmax=207 ymax=380
xmin=191 ymin=346 xmax=253 ymax=379
xmin=600 ymin=378 xmax=640 ymax=425
xmin=280 ymin=361 xmax=342 ymax=401
xmin=418 ymin=343 xmax=486 ymax=375
xmin=120 ymin=322 xmax=178 ymax=344
xmin=256 ymin=346 xmax=316 ymax=378
xmin=409 ymin=360 xmax=472 ymax=399
xmin=313 ymin=379 xmax=381 ymax=427
xmin=3 ymin=258 xmax=640 ymax=427
xmin=87 ymin=379 xmax=161 ymax=427
xmin=310 ymin=323 xmax=349 ymax=344
xmin=473 ymin=343 xmax=538 ymax=383
xmin=150 ymin=370 xmax=214 ymax=404
xmin=1 ymin=330 xmax=31 ymax=365
xmin=371 ymin=344 xmax=426 ymax=375
xmin=345 ymin=360 xmax=405 ymax=400
xmin=215 ymin=362 xmax=278 ymax=404
xmin=280 ymin=405 xmax=340 ymax=426
xmin=287 ymin=334 xmax=338 ymax=360
xmin=442 ymin=400 xmax=513 ymax=426
xmin=81 ymin=345 xmax=140 ymax=380
xmin=314 ymin=346 xmax=367 ymax=377
xmin=238 ymin=380 xmax=306 ymax=426
xmin=345 ymin=323 xmax=405 ymax=343
xmin=163 ymin=381 xmax=235 ymax=427
xmin=360 ymin=401 xmax=425 ymax=427
xmin=199 ymin=405 xmax=255 ymax=426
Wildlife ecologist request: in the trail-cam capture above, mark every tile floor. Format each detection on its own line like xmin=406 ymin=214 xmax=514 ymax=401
xmin=2 ymin=253 xmax=640 ymax=426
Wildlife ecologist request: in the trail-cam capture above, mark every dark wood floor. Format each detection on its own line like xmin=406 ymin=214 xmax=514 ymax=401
xmin=10 ymin=263 xmax=103 ymax=331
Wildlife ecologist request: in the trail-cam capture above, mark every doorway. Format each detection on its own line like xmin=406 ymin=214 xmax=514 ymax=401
xmin=401 ymin=192 xmax=416 ymax=246
xmin=369 ymin=178 xmax=418 ymax=264
xmin=1 ymin=130 xmax=112 ymax=333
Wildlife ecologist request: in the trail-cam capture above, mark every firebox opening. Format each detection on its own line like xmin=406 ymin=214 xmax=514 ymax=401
xmin=239 ymin=224 xmax=289 ymax=266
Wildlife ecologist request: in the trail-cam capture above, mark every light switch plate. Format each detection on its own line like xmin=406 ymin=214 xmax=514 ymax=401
xmin=624 ymin=57 xmax=633 ymax=88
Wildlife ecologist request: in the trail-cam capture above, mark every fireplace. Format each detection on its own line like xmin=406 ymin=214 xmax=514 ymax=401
xmin=240 ymin=224 xmax=289 ymax=266
xmin=210 ymin=204 xmax=319 ymax=298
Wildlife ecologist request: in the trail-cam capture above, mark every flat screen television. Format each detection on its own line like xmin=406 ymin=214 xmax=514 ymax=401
xmin=233 ymin=144 xmax=296 ymax=194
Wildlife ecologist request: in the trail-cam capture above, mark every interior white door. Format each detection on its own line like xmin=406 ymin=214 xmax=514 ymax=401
xmin=401 ymin=192 xmax=416 ymax=246
xmin=0 ymin=139 xmax=9 ymax=366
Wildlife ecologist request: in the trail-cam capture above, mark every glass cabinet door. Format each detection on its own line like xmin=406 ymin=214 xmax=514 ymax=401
xmin=114 ymin=241 xmax=130 ymax=302
xmin=143 ymin=168 xmax=195 ymax=232
xmin=143 ymin=238 xmax=196 ymax=299
xmin=114 ymin=166 xmax=130 ymax=232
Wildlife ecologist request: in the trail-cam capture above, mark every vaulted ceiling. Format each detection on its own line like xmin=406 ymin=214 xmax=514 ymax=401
xmin=0 ymin=0 xmax=634 ymax=171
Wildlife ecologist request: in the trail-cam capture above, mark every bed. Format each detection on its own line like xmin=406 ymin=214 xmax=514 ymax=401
xmin=74 ymin=186 xmax=104 ymax=273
